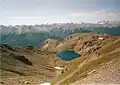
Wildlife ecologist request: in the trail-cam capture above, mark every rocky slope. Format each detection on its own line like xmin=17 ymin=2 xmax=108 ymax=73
xmin=0 ymin=44 xmax=67 ymax=85
xmin=1 ymin=32 xmax=120 ymax=85
xmin=50 ymin=33 xmax=120 ymax=85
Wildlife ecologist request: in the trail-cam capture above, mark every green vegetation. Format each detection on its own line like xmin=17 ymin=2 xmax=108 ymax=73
xmin=91 ymin=27 xmax=120 ymax=35
xmin=1 ymin=26 xmax=120 ymax=46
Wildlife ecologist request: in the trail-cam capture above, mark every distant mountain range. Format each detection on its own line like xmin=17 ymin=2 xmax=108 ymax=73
xmin=0 ymin=21 xmax=120 ymax=46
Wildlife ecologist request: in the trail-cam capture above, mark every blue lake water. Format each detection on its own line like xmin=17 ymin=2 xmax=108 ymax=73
xmin=56 ymin=50 xmax=81 ymax=61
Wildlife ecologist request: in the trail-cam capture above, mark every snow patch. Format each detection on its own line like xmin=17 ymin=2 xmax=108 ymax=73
xmin=40 ymin=82 xmax=51 ymax=85
xmin=98 ymin=37 xmax=104 ymax=40
xmin=54 ymin=67 xmax=64 ymax=70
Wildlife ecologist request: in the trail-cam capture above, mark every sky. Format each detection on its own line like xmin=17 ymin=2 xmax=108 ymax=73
xmin=0 ymin=0 xmax=120 ymax=25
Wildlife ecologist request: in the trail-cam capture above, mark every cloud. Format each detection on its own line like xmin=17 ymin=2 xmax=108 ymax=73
xmin=0 ymin=9 xmax=120 ymax=25
xmin=68 ymin=10 xmax=120 ymax=23
xmin=8 ymin=16 xmax=42 ymax=20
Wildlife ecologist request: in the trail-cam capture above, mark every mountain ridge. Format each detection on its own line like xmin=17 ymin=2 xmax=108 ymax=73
xmin=1 ymin=22 xmax=120 ymax=46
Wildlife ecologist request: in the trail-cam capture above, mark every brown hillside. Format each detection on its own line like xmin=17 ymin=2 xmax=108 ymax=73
xmin=0 ymin=44 xmax=67 ymax=85
xmin=51 ymin=33 xmax=120 ymax=85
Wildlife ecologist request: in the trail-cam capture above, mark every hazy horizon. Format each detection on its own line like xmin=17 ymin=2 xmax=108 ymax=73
xmin=0 ymin=0 xmax=120 ymax=25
